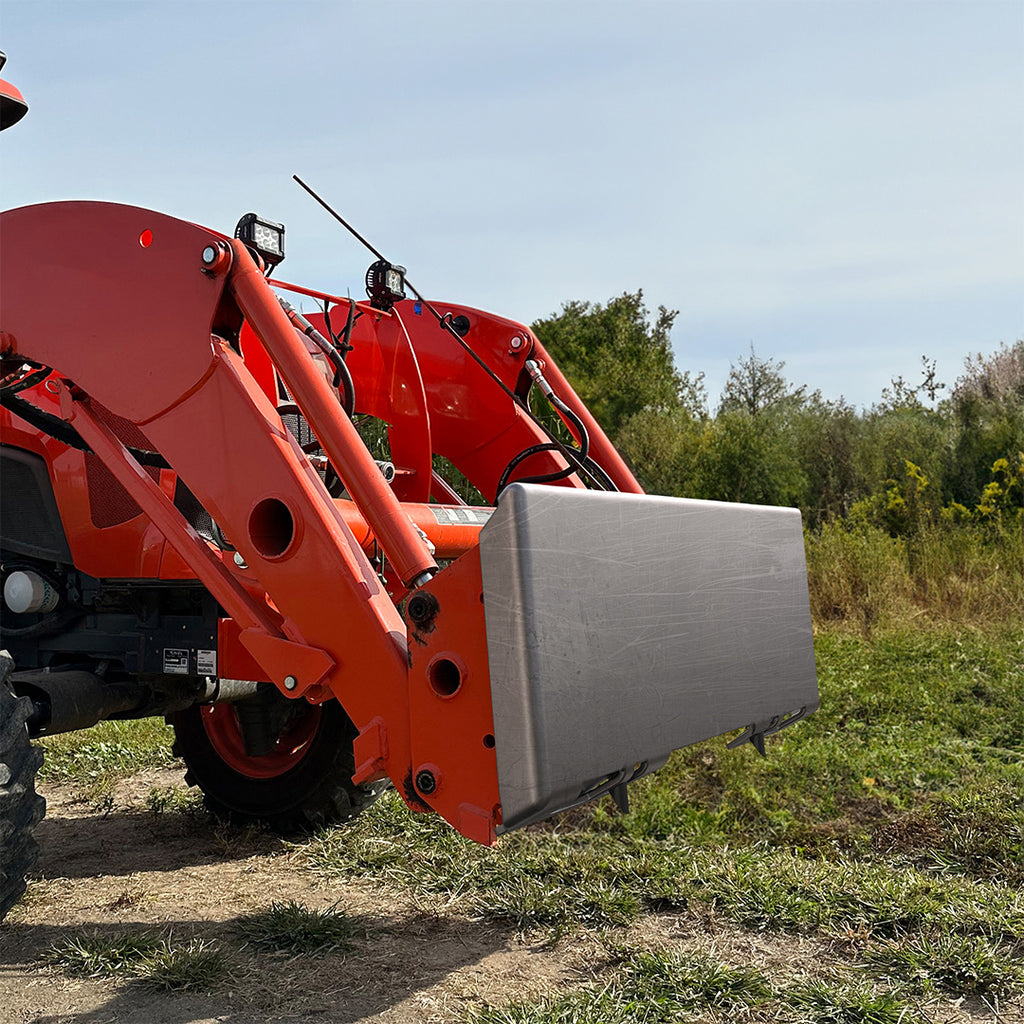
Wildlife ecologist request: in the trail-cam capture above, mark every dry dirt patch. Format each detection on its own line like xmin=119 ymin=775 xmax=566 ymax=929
xmin=2 ymin=772 xmax=1020 ymax=1024
xmin=0 ymin=772 xmax=577 ymax=1024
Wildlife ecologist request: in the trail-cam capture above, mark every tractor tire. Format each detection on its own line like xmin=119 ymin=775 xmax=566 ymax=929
xmin=1 ymin=652 xmax=46 ymax=924
xmin=170 ymin=693 xmax=385 ymax=835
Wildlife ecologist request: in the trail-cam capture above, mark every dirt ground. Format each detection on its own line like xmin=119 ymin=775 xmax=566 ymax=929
xmin=1 ymin=771 xmax=1020 ymax=1024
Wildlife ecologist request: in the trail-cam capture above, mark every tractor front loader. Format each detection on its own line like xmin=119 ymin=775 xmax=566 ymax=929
xmin=0 ymin=58 xmax=817 ymax=923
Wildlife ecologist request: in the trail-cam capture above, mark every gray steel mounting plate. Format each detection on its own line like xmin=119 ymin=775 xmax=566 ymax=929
xmin=478 ymin=483 xmax=818 ymax=833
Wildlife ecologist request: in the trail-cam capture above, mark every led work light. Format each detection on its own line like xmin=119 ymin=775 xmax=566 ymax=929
xmin=234 ymin=213 xmax=285 ymax=269
xmin=365 ymin=259 xmax=407 ymax=311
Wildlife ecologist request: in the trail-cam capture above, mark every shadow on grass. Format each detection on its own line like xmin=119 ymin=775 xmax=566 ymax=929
xmin=3 ymin=911 xmax=520 ymax=1024
xmin=30 ymin=804 xmax=289 ymax=881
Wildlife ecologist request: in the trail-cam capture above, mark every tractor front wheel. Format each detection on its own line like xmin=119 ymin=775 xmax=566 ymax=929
xmin=1 ymin=652 xmax=46 ymax=923
xmin=170 ymin=690 xmax=385 ymax=834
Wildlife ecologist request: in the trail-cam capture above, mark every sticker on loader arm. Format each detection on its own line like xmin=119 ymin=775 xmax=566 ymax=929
xmin=429 ymin=506 xmax=494 ymax=527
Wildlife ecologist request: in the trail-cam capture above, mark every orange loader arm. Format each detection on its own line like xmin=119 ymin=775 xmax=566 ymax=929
xmin=1 ymin=201 xmax=508 ymax=841
xmin=1 ymin=200 xmax=818 ymax=846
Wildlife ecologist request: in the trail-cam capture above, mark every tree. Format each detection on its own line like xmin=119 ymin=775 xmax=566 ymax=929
xmin=531 ymin=291 xmax=703 ymax=440
xmin=947 ymin=341 xmax=1024 ymax=506
xmin=718 ymin=345 xmax=808 ymax=417
xmin=880 ymin=356 xmax=946 ymax=410
xmin=615 ymin=406 xmax=702 ymax=497
xmin=791 ymin=396 xmax=864 ymax=525
xmin=690 ymin=411 xmax=807 ymax=507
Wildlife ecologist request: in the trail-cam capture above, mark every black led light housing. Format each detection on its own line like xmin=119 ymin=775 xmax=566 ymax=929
xmin=234 ymin=213 xmax=285 ymax=269
xmin=365 ymin=259 xmax=407 ymax=311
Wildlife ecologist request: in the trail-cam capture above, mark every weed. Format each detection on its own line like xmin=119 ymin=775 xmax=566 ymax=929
xmin=234 ymin=900 xmax=361 ymax=954
xmin=467 ymin=991 xmax=623 ymax=1024
xmin=144 ymin=785 xmax=201 ymax=817
xmin=40 ymin=719 xmax=175 ymax=783
xmin=308 ymin=797 xmax=1024 ymax=940
xmin=46 ymin=929 xmax=225 ymax=992
xmin=688 ymin=848 xmax=1024 ymax=940
xmin=106 ymin=885 xmax=153 ymax=911
xmin=863 ymin=934 xmax=1024 ymax=999
xmin=46 ymin=929 xmax=166 ymax=978
xmin=306 ymin=796 xmax=680 ymax=931
xmin=785 ymin=980 xmax=922 ymax=1024
xmin=135 ymin=938 xmax=225 ymax=992
xmin=466 ymin=947 xmax=771 ymax=1023
xmin=805 ymin=517 xmax=1024 ymax=631
xmin=610 ymin=945 xmax=772 ymax=1010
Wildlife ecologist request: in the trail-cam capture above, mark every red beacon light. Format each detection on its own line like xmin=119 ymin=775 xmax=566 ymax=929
xmin=0 ymin=52 xmax=29 ymax=132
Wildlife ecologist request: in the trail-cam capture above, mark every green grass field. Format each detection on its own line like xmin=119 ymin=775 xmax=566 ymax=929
xmin=44 ymin=622 xmax=1021 ymax=1019
xmin=301 ymin=624 xmax=1024 ymax=1020
xmin=36 ymin=520 xmax=1024 ymax=1021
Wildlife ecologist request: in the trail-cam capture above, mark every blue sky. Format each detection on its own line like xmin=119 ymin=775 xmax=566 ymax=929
xmin=3 ymin=0 xmax=1022 ymax=410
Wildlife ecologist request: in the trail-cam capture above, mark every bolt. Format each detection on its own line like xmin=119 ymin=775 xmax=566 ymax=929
xmin=415 ymin=769 xmax=437 ymax=795
xmin=201 ymin=245 xmax=219 ymax=265
xmin=509 ymin=334 xmax=526 ymax=353
xmin=284 ymin=675 xmax=297 ymax=691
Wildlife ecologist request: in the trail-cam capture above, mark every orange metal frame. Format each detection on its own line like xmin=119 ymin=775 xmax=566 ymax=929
xmin=0 ymin=200 xmax=641 ymax=844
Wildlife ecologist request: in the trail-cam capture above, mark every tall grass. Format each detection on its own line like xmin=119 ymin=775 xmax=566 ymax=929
xmin=805 ymin=518 xmax=1023 ymax=633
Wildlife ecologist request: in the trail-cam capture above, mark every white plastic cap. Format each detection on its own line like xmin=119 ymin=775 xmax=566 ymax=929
xmin=3 ymin=571 xmax=59 ymax=614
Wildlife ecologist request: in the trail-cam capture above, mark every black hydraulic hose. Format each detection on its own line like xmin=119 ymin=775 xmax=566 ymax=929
xmin=278 ymin=298 xmax=356 ymax=418
xmin=290 ymin=176 xmax=622 ymax=495
xmin=323 ymin=296 xmax=356 ymax=359
xmin=496 ymin=442 xmax=576 ymax=494
xmin=0 ymin=389 xmax=169 ymax=468
xmin=495 ymin=357 xmax=621 ymax=497
xmin=291 ymin=175 xmax=603 ymax=485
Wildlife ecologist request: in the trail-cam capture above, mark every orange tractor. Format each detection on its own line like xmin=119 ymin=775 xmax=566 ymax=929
xmin=0 ymin=54 xmax=817 ymax=921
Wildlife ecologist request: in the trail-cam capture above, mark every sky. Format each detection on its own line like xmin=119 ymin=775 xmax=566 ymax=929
xmin=3 ymin=0 xmax=1022 ymax=411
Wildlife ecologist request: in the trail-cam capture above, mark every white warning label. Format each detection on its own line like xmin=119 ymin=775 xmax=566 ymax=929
xmin=197 ymin=650 xmax=217 ymax=676
xmin=429 ymin=505 xmax=493 ymax=527
xmin=163 ymin=648 xmax=190 ymax=675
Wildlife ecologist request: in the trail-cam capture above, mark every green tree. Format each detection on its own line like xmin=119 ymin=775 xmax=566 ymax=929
xmin=718 ymin=345 xmax=808 ymax=417
xmin=531 ymin=291 xmax=703 ymax=440
xmin=791 ymin=396 xmax=865 ymax=525
xmin=947 ymin=340 xmax=1024 ymax=507
xmin=689 ymin=411 xmax=807 ymax=507
xmin=615 ymin=406 xmax=702 ymax=497
xmin=857 ymin=357 xmax=952 ymax=507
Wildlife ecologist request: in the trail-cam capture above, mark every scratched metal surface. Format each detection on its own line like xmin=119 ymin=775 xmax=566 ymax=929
xmin=478 ymin=483 xmax=819 ymax=833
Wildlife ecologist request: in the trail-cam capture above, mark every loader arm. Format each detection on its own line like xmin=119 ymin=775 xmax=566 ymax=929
xmin=0 ymin=201 xmax=818 ymax=845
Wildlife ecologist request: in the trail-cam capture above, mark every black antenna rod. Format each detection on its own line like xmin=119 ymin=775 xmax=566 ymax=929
xmin=293 ymin=175 xmax=388 ymax=264
xmin=291 ymin=174 xmax=611 ymax=491
xmin=293 ymin=174 xmax=448 ymax=325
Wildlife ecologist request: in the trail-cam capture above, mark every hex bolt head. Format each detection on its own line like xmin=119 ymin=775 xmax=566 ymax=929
xmin=284 ymin=674 xmax=298 ymax=691
xmin=415 ymin=769 xmax=437 ymax=795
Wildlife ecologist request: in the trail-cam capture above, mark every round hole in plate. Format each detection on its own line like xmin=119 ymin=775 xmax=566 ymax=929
xmin=483 ymin=734 xmax=495 ymax=749
xmin=428 ymin=657 xmax=462 ymax=698
xmin=139 ymin=229 xmax=153 ymax=248
xmin=248 ymin=498 xmax=295 ymax=559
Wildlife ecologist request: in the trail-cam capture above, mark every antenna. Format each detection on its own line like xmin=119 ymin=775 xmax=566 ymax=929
xmin=292 ymin=175 xmax=443 ymax=320
xmin=291 ymin=175 xmax=610 ymax=491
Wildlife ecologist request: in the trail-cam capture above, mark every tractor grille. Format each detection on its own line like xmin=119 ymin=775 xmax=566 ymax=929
xmin=0 ymin=447 xmax=72 ymax=561
xmin=279 ymin=408 xmax=319 ymax=451
xmin=83 ymin=402 xmax=161 ymax=529
xmin=172 ymin=479 xmax=217 ymax=544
